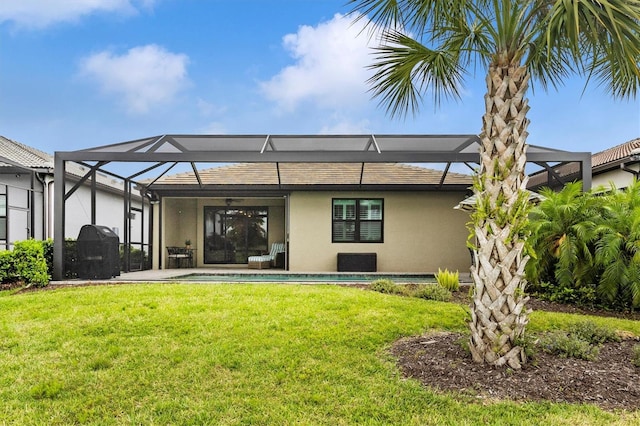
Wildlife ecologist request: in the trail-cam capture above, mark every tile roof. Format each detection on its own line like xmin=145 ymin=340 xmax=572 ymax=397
xmin=0 ymin=135 xmax=53 ymax=169
xmin=154 ymin=163 xmax=472 ymax=186
xmin=592 ymin=137 xmax=640 ymax=168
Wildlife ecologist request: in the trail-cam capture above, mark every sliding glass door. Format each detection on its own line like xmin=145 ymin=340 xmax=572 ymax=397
xmin=204 ymin=207 xmax=268 ymax=264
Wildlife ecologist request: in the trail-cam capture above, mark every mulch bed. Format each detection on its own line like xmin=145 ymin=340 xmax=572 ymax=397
xmin=393 ymin=293 xmax=640 ymax=411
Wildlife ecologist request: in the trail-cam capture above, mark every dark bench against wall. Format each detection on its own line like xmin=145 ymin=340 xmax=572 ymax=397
xmin=337 ymin=253 xmax=377 ymax=272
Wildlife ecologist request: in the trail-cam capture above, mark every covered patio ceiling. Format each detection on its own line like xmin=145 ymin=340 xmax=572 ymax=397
xmin=52 ymin=134 xmax=592 ymax=280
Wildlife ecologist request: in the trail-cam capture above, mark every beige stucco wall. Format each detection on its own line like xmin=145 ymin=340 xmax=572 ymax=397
xmin=288 ymin=191 xmax=470 ymax=273
xmin=592 ymin=167 xmax=639 ymax=190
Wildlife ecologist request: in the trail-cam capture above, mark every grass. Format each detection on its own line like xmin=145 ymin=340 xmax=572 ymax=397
xmin=0 ymin=283 xmax=638 ymax=425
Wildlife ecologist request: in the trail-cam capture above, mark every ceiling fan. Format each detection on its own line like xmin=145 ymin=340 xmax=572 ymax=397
xmin=224 ymin=198 xmax=244 ymax=206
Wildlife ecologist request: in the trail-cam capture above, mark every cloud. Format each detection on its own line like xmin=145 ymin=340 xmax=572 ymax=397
xmin=260 ymin=13 xmax=376 ymax=112
xmin=79 ymin=44 xmax=189 ymax=114
xmin=319 ymin=119 xmax=372 ymax=134
xmin=0 ymin=0 xmax=155 ymax=29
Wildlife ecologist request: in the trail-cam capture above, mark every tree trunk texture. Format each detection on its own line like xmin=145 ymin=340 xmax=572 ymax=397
xmin=469 ymin=64 xmax=532 ymax=370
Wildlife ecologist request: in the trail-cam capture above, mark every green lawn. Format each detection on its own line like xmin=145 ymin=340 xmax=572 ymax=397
xmin=1 ymin=284 xmax=638 ymax=425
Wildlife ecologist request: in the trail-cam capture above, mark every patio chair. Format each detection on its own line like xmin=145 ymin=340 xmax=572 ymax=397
xmin=167 ymin=246 xmax=193 ymax=268
xmin=247 ymin=242 xmax=285 ymax=269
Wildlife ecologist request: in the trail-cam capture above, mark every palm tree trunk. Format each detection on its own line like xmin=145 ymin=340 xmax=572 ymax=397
xmin=469 ymin=64 xmax=532 ymax=369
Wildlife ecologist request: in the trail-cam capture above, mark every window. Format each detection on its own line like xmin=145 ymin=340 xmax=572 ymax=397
xmin=332 ymin=199 xmax=383 ymax=243
xmin=0 ymin=193 xmax=6 ymax=241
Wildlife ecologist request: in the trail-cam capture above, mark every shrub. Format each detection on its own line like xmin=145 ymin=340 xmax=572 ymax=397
xmin=538 ymin=331 xmax=599 ymax=361
xmin=527 ymin=180 xmax=640 ymax=311
xmin=369 ymin=279 xmax=399 ymax=294
xmin=0 ymin=250 xmax=16 ymax=283
xmin=632 ymin=345 xmax=640 ymax=368
xmin=415 ymin=284 xmax=452 ymax=302
xmin=435 ymin=268 xmax=459 ymax=291
xmin=13 ymin=239 xmax=49 ymax=287
xmin=568 ymin=320 xmax=620 ymax=345
xmin=42 ymin=238 xmax=53 ymax=276
xmin=64 ymin=239 xmax=78 ymax=279
xmin=531 ymin=281 xmax=597 ymax=307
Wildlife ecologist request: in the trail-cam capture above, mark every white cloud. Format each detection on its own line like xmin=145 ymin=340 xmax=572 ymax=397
xmin=260 ymin=13 xmax=376 ymax=112
xmin=319 ymin=114 xmax=372 ymax=134
xmin=80 ymin=44 xmax=189 ymax=114
xmin=0 ymin=0 xmax=155 ymax=29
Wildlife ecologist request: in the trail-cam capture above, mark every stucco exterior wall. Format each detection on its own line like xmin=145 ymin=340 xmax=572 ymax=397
xmin=64 ymin=182 xmax=145 ymax=241
xmin=0 ymin=173 xmax=45 ymax=249
xmin=592 ymin=166 xmax=639 ymax=190
xmin=288 ymin=191 xmax=470 ymax=273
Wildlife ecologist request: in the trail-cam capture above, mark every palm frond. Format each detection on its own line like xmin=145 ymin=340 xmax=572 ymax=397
xmin=544 ymin=0 xmax=640 ymax=99
xmin=368 ymin=30 xmax=465 ymax=117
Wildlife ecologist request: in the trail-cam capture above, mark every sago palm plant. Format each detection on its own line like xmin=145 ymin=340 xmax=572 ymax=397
xmin=595 ymin=180 xmax=640 ymax=308
xmin=526 ymin=182 xmax=600 ymax=292
xmin=350 ymin=0 xmax=640 ymax=368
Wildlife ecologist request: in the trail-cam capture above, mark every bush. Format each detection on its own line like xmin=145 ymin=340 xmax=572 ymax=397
xmin=42 ymin=238 xmax=53 ymax=277
xmin=64 ymin=239 xmax=78 ymax=279
xmin=369 ymin=279 xmax=399 ymax=294
xmin=531 ymin=281 xmax=597 ymax=307
xmin=12 ymin=239 xmax=50 ymax=287
xmin=538 ymin=331 xmax=599 ymax=361
xmin=632 ymin=345 xmax=640 ymax=368
xmin=527 ymin=180 xmax=640 ymax=311
xmin=0 ymin=250 xmax=16 ymax=283
xmin=435 ymin=268 xmax=459 ymax=291
xmin=568 ymin=320 xmax=620 ymax=345
xmin=414 ymin=284 xmax=452 ymax=302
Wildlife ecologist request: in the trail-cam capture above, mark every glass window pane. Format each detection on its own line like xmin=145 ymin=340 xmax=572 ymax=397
xmin=333 ymin=200 xmax=356 ymax=220
xmin=0 ymin=195 xmax=6 ymax=216
xmin=359 ymin=222 xmax=381 ymax=241
xmin=0 ymin=218 xmax=6 ymax=240
xmin=359 ymin=199 xmax=383 ymax=220
xmin=333 ymin=221 xmax=355 ymax=242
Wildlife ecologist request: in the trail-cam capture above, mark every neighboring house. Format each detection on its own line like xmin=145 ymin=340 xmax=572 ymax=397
xmin=151 ymin=162 xmax=474 ymax=273
xmin=590 ymin=138 xmax=640 ymax=189
xmin=0 ymin=135 xmax=147 ymax=265
xmin=0 ymin=135 xmax=53 ymax=248
xmin=528 ymin=137 xmax=640 ymax=191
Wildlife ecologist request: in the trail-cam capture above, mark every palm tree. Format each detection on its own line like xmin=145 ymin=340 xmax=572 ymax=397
xmin=349 ymin=0 xmax=640 ymax=368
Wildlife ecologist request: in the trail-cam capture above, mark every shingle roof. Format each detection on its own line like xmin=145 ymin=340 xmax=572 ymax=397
xmin=0 ymin=136 xmax=54 ymax=169
xmin=0 ymin=135 xmax=53 ymax=169
xmin=154 ymin=162 xmax=472 ymax=187
xmin=592 ymin=138 xmax=640 ymax=168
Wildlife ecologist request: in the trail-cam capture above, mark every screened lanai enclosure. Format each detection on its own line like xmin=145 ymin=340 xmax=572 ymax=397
xmin=53 ymin=134 xmax=591 ymax=280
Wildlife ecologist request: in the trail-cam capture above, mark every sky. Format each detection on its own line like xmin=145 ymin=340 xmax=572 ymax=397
xmin=1 ymin=0 xmax=638 ymax=163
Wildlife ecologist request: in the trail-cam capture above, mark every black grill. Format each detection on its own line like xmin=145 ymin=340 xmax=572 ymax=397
xmin=76 ymin=225 xmax=120 ymax=279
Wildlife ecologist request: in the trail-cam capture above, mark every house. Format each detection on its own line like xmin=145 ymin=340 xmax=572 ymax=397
xmin=0 ymin=135 xmax=148 ymax=269
xmin=151 ymin=162 xmax=473 ymax=272
xmin=528 ymin=137 xmax=640 ymax=191
xmin=51 ymin=134 xmax=592 ymax=279
xmin=0 ymin=135 xmax=53 ymax=248
xmin=590 ymin=138 xmax=640 ymax=189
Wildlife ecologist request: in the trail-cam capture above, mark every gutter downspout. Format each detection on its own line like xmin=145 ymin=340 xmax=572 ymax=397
xmin=35 ymin=171 xmax=55 ymax=240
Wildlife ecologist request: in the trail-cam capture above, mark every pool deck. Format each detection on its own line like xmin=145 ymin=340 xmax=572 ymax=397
xmin=52 ymin=268 xmax=472 ymax=285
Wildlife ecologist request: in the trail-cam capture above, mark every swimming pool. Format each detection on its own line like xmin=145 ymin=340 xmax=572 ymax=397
xmin=170 ymin=272 xmax=436 ymax=283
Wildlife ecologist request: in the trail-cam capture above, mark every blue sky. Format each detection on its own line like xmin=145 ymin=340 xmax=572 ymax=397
xmin=1 ymin=0 xmax=638 ymax=158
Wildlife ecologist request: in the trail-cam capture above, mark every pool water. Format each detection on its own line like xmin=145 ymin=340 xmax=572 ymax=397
xmin=170 ymin=273 xmax=436 ymax=283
